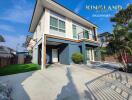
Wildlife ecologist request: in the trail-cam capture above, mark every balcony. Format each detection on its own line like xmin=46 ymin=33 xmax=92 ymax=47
xmin=78 ymin=31 xmax=97 ymax=41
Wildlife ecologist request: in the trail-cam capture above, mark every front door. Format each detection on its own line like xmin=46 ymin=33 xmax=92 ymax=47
xmin=52 ymin=49 xmax=58 ymax=63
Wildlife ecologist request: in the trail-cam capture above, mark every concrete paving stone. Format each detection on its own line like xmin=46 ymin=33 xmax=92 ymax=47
xmin=126 ymin=84 xmax=131 ymax=88
xmin=111 ymin=85 xmax=116 ymax=90
xmin=116 ymin=88 xmax=122 ymax=94
xmin=111 ymin=73 xmax=113 ymax=78
xmin=112 ymin=74 xmax=116 ymax=79
xmin=121 ymin=81 xmax=127 ymax=85
xmin=129 ymin=95 xmax=132 ymax=100
xmin=130 ymin=86 xmax=132 ymax=89
xmin=122 ymin=91 xmax=129 ymax=98
xmin=115 ymin=73 xmax=120 ymax=80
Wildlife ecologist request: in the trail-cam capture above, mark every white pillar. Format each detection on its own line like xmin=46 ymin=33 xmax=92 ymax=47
xmin=41 ymin=9 xmax=50 ymax=70
xmin=41 ymin=33 xmax=45 ymax=70
xmin=92 ymin=48 xmax=95 ymax=61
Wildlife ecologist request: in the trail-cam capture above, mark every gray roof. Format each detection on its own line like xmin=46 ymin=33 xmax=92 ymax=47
xmin=0 ymin=46 xmax=16 ymax=58
xmin=98 ymin=32 xmax=111 ymax=37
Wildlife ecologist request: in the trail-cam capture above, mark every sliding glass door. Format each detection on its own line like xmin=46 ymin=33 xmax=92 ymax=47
xmin=86 ymin=48 xmax=94 ymax=62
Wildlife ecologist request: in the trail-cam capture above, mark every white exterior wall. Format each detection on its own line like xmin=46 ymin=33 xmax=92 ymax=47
xmin=33 ymin=9 xmax=98 ymax=41
xmin=36 ymin=24 xmax=41 ymax=41
xmin=66 ymin=18 xmax=73 ymax=38
xmin=32 ymin=8 xmax=50 ymax=41
xmin=43 ymin=9 xmax=50 ymax=35
xmin=32 ymin=45 xmax=38 ymax=64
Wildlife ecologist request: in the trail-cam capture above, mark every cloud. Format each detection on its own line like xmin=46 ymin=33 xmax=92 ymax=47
xmin=0 ymin=24 xmax=15 ymax=32
xmin=74 ymin=0 xmax=85 ymax=13
xmin=1 ymin=33 xmax=26 ymax=52
xmin=0 ymin=0 xmax=33 ymax=24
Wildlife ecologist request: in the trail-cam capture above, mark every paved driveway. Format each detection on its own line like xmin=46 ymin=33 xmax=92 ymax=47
xmin=0 ymin=64 xmax=132 ymax=100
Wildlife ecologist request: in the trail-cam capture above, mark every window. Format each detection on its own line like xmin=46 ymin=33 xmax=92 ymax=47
xmin=72 ymin=25 xmax=77 ymax=38
xmin=84 ymin=30 xmax=89 ymax=39
xmin=50 ymin=16 xmax=65 ymax=33
xmin=59 ymin=20 xmax=65 ymax=32
xmin=50 ymin=16 xmax=58 ymax=31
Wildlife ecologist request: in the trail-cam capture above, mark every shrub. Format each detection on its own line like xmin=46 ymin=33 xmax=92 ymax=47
xmin=72 ymin=53 xmax=83 ymax=64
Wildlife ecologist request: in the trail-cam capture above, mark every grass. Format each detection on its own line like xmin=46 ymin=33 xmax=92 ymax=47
xmin=0 ymin=63 xmax=40 ymax=76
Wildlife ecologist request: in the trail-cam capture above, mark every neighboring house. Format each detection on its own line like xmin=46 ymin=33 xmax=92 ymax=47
xmin=17 ymin=52 xmax=32 ymax=64
xmin=0 ymin=46 xmax=16 ymax=67
xmin=0 ymin=46 xmax=16 ymax=57
xmin=98 ymin=32 xmax=112 ymax=47
xmin=29 ymin=0 xmax=100 ymax=69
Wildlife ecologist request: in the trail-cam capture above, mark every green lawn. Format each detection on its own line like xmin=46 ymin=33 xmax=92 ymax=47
xmin=0 ymin=63 xmax=40 ymax=76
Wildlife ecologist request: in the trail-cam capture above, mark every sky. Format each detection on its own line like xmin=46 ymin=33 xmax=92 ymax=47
xmin=0 ymin=0 xmax=131 ymax=51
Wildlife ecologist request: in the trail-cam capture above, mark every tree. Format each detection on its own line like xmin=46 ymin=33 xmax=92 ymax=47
xmin=107 ymin=4 xmax=132 ymax=72
xmin=0 ymin=35 xmax=5 ymax=42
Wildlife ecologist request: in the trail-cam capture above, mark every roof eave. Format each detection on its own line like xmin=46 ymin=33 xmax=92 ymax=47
xmin=29 ymin=0 xmax=98 ymax=33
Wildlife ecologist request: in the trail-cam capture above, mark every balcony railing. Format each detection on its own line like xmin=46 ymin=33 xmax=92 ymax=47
xmin=78 ymin=31 xmax=97 ymax=41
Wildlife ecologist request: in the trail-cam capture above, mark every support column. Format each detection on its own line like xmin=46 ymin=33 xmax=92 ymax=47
xmin=44 ymin=35 xmax=47 ymax=65
xmin=82 ymin=41 xmax=87 ymax=64
xmin=41 ymin=8 xmax=50 ymax=69
xmin=92 ymin=48 xmax=95 ymax=61
xmin=41 ymin=34 xmax=46 ymax=70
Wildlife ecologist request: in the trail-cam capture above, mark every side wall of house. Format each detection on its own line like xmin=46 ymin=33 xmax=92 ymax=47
xmin=59 ymin=44 xmax=70 ymax=64
xmin=32 ymin=45 xmax=38 ymax=64
xmin=32 ymin=9 xmax=46 ymax=64
xmin=69 ymin=43 xmax=81 ymax=64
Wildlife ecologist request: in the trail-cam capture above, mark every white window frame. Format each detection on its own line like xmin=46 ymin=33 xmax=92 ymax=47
xmin=50 ymin=15 xmax=66 ymax=33
xmin=72 ymin=24 xmax=77 ymax=38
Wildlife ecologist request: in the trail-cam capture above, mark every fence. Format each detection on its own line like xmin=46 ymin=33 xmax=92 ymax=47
xmin=0 ymin=54 xmax=32 ymax=68
xmin=0 ymin=56 xmax=18 ymax=68
xmin=102 ymin=55 xmax=132 ymax=64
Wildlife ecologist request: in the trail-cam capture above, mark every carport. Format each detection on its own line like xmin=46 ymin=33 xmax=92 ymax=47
xmin=46 ymin=41 xmax=69 ymax=65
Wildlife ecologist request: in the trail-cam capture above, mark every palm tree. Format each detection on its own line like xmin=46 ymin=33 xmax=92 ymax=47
xmin=0 ymin=35 xmax=5 ymax=42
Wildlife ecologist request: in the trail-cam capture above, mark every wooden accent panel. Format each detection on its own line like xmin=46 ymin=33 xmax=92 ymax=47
xmin=45 ymin=34 xmax=80 ymax=42
xmin=44 ymin=35 xmax=47 ymax=65
xmin=45 ymin=34 xmax=99 ymax=44
xmin=93 ymin=27 xmax=97 ymax=41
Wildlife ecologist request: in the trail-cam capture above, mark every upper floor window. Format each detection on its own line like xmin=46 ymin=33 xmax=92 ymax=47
xmin=50 ymin=16 xmax=65 ymax=33
xmin=84 ymin=30 xmax=89 ymax=39
xmin=72 ymin=25 xmax=77 ymax=38
xmin=50 ymin=16 xmax=58 ymax=31
xmin=59 ymin=20 xmax=65 ymax=33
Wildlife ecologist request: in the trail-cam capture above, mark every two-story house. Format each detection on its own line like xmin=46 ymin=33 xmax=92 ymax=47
xmin=29 ymin=0 xmax=100 ymax=69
